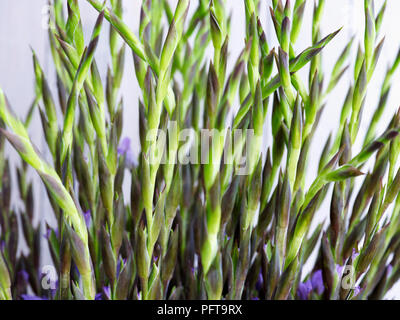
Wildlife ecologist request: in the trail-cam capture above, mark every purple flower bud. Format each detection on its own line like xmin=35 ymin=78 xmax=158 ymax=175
xmin=297 ymin=280 xmax=312 ymax=300
xmin=311 ymin=270 xmax=324 ymax=295
xmin=50 ymin=280 xmax=59 ymax=296
xmin=83 ymin=210 xmax=91 ymax=227
xmin=44 ymin=227 xmax=59 ymax=240
xmin=44 ymin=229 xmax=52 ymax=240
xmin=117 ymin=137 xmax=131 ymax=155
xmin=255 ymin=272 xmax=263 ymax=291
xmin=20 ymin=294 xmax=47 ymax=300
xmin=18 ymin=270 xmax=29 ymax=283
xmin=152 ymin=255 xmax=159 ymax=264
xmin=116 ymin=258 xmax=127 ymax=276
xmin=351 ymin=248 xmax=359 ymax=260
xmin=387 ymin=264 xmax=393 ymax=276
xmin=353 ymin=285 xmax=361 ymax=296
xmin=95 ymin=286 xmax=111 ymax=300
xmin=117 ymin=137 xmax=136 ymax=167
xmin=73 ymin=264 xmax=80 ymax=277
xmin=103 ymin=286 xmax=111 ymax=300
xmin=336 ymin=264 xmax=344 ymax=276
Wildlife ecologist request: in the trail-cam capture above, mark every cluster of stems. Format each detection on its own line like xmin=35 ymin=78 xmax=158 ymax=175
xmin=0 ymin=0 xmax=400 ymax=300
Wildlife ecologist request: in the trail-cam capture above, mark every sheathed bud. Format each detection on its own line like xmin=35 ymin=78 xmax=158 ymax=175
xmin=274 ymin=256 xmax=299 ymax=300
xmin=205 ymin=252 xmax=223 ymax=300
xmin=0 ymin=251 xmax=11 ymax=300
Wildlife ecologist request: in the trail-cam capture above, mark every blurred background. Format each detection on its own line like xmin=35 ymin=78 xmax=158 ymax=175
xmin=0 ymin=0 xmax=400 ymax=298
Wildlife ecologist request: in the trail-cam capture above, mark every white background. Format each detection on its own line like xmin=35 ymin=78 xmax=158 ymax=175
xmin=0 ymin=0 xmax=400 ymax=298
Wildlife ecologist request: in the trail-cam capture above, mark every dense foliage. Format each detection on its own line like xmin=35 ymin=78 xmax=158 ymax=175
xmin=1 ymin=0 xmax=400 ymax=300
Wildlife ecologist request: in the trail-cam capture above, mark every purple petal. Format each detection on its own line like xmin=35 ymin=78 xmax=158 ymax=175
xmin=387 ymin=264 xmax=393 ymax=276
xmin=336 ymin=264 xmax=344 ymax=276
xmin=18 ymin=270 xmax=29 ymax=282
xmin=103 ymin=286 xmax=111 ymax=300
xmin=311 ymin=270 xmax=324 ymax=295
xmin=152 ymin=254 xmax=160 ymax=264
xmin=20 ymin=295 xmax=47 ymax=300
xmin=255 ymin=272 xmax=263 ymax=291
xmin=116 ymin=258 xmax=127 ymax=276
xmin=73 ymin=264 xmax=80 ymax=277
xmin=44 ymin=229 xmax=52 ymax=240
xmin=117 ymin=137 xmax=131 ymax=156
xmin=351 ymin=248 xmax=359 ymax=260
xmin=95 ymin=293 xmax=103 ymax=300
xmin=117 ymin=137 xmax=136 ymax=167
xmin=94 ymin=287 xmax=110 ymax=301
xmin=50 ymin=280 xmax=59 ymax=296
xmin=297 ymin=280 xmax=312 ymax=300
xmin=44 ymin=228 xmax=59 ymax=240
xmin=83 ymin=210 xmax=91 ymax=227
xmin=353 ymin=285 xmax=361 ymax=296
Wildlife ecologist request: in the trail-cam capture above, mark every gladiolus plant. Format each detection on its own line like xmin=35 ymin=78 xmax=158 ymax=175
xmin=0 ymin=0 xmax=400 ymax=300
